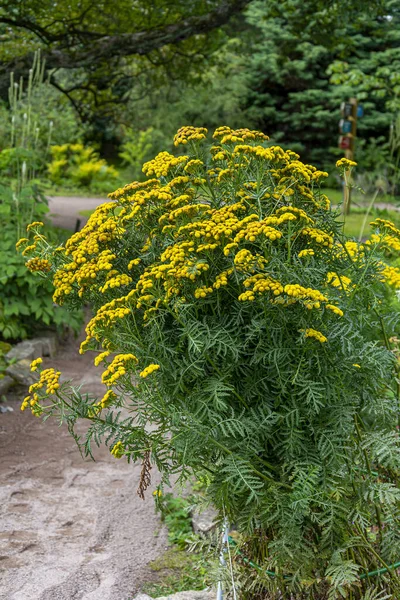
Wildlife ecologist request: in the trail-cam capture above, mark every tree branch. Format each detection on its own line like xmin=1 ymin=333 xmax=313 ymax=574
xmin=1 ymin=0 xmax=251 ymax=70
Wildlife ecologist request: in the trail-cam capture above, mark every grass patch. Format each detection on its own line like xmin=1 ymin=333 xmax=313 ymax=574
xmin=340 ymin=207 xmax=400 ymax=239
xmin=78 ymin=208 xmax=95 ymax=217
xmin=140 ymin=493 xmax=214 ymax=597
xmin=142 ymin=547 xmax=210 ymax=597
xmin=322 ymin=186 xmax=399 ymax=207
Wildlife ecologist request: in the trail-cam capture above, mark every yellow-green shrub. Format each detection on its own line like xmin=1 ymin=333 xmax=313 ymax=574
xmin=48 ymin=143 xmax=118 ymax=188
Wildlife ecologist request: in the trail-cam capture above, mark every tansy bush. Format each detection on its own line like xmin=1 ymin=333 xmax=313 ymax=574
xmin=17 ymin=126 xmax=400 ymax=598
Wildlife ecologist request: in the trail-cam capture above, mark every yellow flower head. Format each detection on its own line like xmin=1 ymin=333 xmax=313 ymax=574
xmin=26 ymin=221 xmax=44 ymax=231
xmin=16 ymin=237 xmax=29 ymax=250
xmin=111 ymin=440 xmax=125 ymax=459
xmin=301 ymin=328 xmax=328 ymax=343
xmin=336 ymin=158 xmax=357 ymax=169
xmin=139 ymin=364 xmax=160 ymax=378
xmin=30 ymin=357 xmax=43 ymax=372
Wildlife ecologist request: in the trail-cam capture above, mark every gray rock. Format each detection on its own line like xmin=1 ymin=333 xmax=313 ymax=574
xmin=5 ymin=334 xmax=58 ymax=365
xmin=0 ymin=405 xmax=14 ymax=413
xmin=33 ymin=334 xmax=57 ymax=357
xmin=0 ymin=375 xmax=15 ymax=396
xmin=191 ymin=505 xmax=219 ymax=535
xmin=157 ymin=591 xmax=215 ymax=600
xmin=135 ymin=592 xmax=214 ymax=600
xmin=6 ymin=359 xmax=35 ymax=386
xmin=6 ymin=340 xmax=36 ymax=362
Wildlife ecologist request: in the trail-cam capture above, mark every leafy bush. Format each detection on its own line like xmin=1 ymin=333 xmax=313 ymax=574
xmin=0 ymin=53 xmax=83 ymax=340
xmin=18 ymin=126 xmax=400 ymax=598
xmin=48 ymin=143 xmax=119 ymax=190
xmin=0 ymin=52 xmax=82 ymax=183
xmin=118 ymin=127 xmax=164 ymax=181
xmin=0 ymin=188 xmax=82 ymax=339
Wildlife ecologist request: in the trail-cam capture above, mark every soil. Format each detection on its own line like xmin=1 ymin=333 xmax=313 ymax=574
xmin=0 ymin=332 xmax=169 ymax=600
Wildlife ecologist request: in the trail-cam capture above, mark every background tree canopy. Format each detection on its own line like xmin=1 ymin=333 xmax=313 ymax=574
xmin=0 ymin=0 xmax=397 ymax=175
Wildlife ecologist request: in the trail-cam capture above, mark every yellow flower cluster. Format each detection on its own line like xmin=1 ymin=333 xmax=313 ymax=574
xmin=327 ymin=272 xmax=352 ymax=290
xmin=325 ymin=304 xmax=344 ymax=317
xmin=239 ymin=274 xmax=283 ymax=302
xmin=101 ymin=353 xmax=138 ymax=386
xmin=174 ymin=126 xmax=208 ymax=146
xmin=21 ymin=368 xmax=61 ymax=411
xmin=298 ymin=249 xmax=315 ymax=258
xmin=336 ymin=158 xmax=357 ymax=169
xmin=234 ymin=249 xmax=267 ymax=272
xmin=26 ymin=221 xmax=44 ymax=231
xmin=381 ymin=264 xmax=400 ymax=289
xmin=301 ymin=227 xmax=333 ymax=248
xmin=99 ymin=389 xmax=117 ymax=409
xmin=99 ymin=273 xmax=133 ymax=293
xmin=21 ymin=243 xmax=37 ymax=256
xmin=213 ymin=126 xmax=269 ymax=144
xmin=94 ymin=350 xmax=111 ymax=366
xmin=284 ymin=284 xmax=327 ymax=304
xmin=30 ymin=357 xmax=43 ymax=372
xmin=214 ymin=268 xmax=233 ymax=289
xmin=25 ymin=257 xmax=51 ymax=272
xmin=302 ymin=328 xmax=328 ymax=343
xmin=128 ymin=258 xmax=141 ymax=269
xmin=111 ymin=441 xmax=124 ymax=458
xmin=143 ymin=151 xmax=189 ymax=177
xmin=139 ymin=363 xmax=160 ymax=378
xmin=16 ymin=237 xmax=29 ymax=250
xmin=368 ymin=233 xmax=400 ymax=253
xmin=184 ymin=159 xmax=204 ymax=173
xmin=195 ymin=286 xmax=213 ymax=298
xmin=370 ymin=218 xmax=400 ymax=237
xmin=342 ymin=241 xmax=363 ymax=260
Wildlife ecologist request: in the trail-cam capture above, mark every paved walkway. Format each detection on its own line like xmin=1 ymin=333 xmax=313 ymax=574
xmin=0 ymin=332 xmax=168 ymax=600
xmin=47 ymin=196 xmax=107 ymax=231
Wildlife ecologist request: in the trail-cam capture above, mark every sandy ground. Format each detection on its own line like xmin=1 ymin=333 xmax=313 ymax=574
xmin=0 ymin=335 xmax=169 ymax=600
xmin=47 ymin=196 xmax=107 ymax=230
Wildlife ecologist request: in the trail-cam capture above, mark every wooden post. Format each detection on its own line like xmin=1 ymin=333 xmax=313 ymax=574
xmin=340 ymin=98 xmax=358 ymax=215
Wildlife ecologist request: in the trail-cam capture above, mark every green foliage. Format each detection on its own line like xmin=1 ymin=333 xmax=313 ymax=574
xmin=156 ymin=492 xmax=195 ymax=549
xmin=0 ymin=219 xmax=82 ymax=340
xmin=0 ymin=340 xmax=11 ymax=381
xmin=0 ymin=52 xmax=82 ymax=183
xmin=141 ymin=492 xmax=213 ymax=596
xmin=119 ymin=127 xmax=165 ymax=181
xmin=0 ymin=53 xmax=83 ymax=340
xmin=116 ymin=0 xmax=399 ymax=181
xmin=22 ymin=127 xmax=400 ymax=597
xmin=47 ymin=143 xmax=119 ymax=192
xmin=142 ymin=547 xmax=211 ymax=597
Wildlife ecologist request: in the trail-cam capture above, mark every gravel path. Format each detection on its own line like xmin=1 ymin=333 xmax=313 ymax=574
xmin=0 ymin=334 xmax=168 ymax=600
xmin=47 ymin=196 xmax=107 ymax=230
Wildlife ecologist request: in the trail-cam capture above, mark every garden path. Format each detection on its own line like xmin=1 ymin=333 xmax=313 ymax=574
xmin=0 ymin=331 xmax=168 ymax=600
xmin=47 ymin=196 xmax=107 ymax=230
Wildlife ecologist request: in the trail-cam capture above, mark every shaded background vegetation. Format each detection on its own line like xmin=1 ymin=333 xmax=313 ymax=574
xmin=0 ymin=0 xmax=398 ymax=189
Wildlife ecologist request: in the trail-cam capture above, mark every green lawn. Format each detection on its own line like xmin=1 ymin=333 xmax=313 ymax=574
xmin=78 ymin=208 xmax=95 ymax=217
xmin=322 ymin=186 xmax=399 ymax=208
xmin=342 ymin=209 xmax=400 ymax=239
